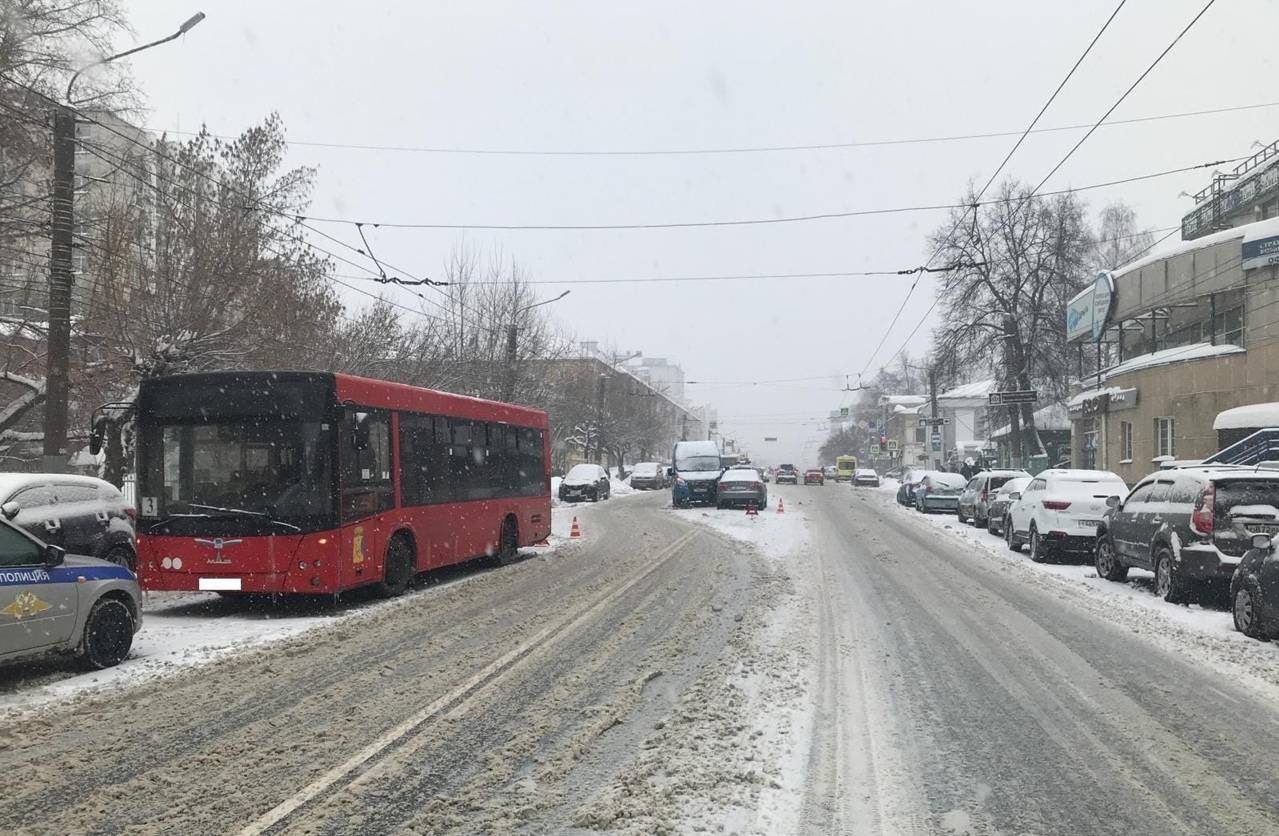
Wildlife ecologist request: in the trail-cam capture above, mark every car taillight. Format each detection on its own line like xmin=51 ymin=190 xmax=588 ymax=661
xmin=1042 ymin=499 xmax=1072 ymax=511
xmin=125 ymin=506 xmax=136 ymax=522
xmin=1191 ymin=482 xmax=1215 ymax=535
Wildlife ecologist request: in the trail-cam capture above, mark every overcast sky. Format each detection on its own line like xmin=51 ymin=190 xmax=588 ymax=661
xmin=121 ymin=0 xmax=1279 ymax=465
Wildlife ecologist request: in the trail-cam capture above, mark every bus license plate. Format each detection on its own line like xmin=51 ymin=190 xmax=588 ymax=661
xmin=199 ymin=577 xmax=242 ymax=591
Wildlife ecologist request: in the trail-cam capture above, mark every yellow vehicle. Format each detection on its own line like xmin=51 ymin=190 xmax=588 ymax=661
xmin=835 ymin=455 xmax=858 ymax=482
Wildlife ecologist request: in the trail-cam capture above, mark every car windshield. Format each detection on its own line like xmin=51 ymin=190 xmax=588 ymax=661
xmin=721 ymin=469 xmax=758 ymax=482
xmin=632 ymin=463 xmax=659 ymax=476
xmin=139 ymin=419 xmax=333 ymax=526
xmin=676 ymin=455 xmax=722 ymax=472
xmin=565 ymin=465 xmax=600 ymax=480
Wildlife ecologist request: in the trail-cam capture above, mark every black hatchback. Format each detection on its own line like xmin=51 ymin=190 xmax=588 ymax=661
xmin=1095 ymin=466 xmax=1279 ymax=603
xmin=0 ymin=474 xmax=136 ymax=570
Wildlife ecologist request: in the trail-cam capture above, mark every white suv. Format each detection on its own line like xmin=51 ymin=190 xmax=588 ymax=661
xmin=1005 ymin=469 xmax=1128 ymax=562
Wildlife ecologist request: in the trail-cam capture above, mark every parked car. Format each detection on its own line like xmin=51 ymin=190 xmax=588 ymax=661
xmin=914 ymin=472 xmax=967 ymax=513
xmin=628 ymin=461 xmax=667 ymax=490
xmin=985 ymin=477 xmax=1031 ymax=536
xmin=852 ymin=468 xmax=880 ymax=487
xmin=0 ymin=516 xmax=141 ymax=670
xmin=896 ymin=469 xmax=925 ymax=506
xmin=0 ymin=474 xmax=136 ymax=570
xmin=775 ymin=464 xmax=799 ymax=485
xmin=558 ymin=463 xmax=611 ymax=503
xmin=1095 ymin=466 xmax=1279 ymax=603
xmin=1231 ymin=532 xmax=1279 ymax=640
xmin=671 ymin=440 xmax=723 ymax=507
xmin=1006 ymin=469 xmax=1128 ymax=563
xmin=717 ymin=467 xmax=768 ymax=510
xmin=956 ymin=469 xmax=1031 ymax=527
xmin=804 ymin=469 xmax=825 ymax=486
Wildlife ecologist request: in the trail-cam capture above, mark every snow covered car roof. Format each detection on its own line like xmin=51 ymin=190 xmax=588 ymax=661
xmin=719 ymin=468 xmax=761 ymax=483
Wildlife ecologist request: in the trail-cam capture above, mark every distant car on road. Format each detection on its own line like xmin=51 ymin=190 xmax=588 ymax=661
xmin=559 ymin=464 xmax=611 ymax=503
xmin=1232 ymin=532 xmax=1279 ymax=640
xmin=717 ymin=467 xmax=768 ymax=510
xmin=1006 ymin=469 xmax=1127 ymax=563
xmin=0 ymin=473 xmax=136 ymax=570
xmin=775 ymin=464 xmax=799 ymax=485
xmin=671 ymin=440 xmax=724 ymax=507
xmin=956 ymin=469 xmax=1031 ymax=527
xmin=914 ymin=472 xmax=966 ymax=513
xmin=760 ymin=468 xmax=771 ymax=483
xmin=984 ymin=477 xmax=1031 ymax=536
xmin=836 ymin=455 xmax=858 ymax=482
xmin=628 ymin=461 xmax=667 ymax=490
xmin=0 ymin=516 xmax=141 ymax=670
xmin=804 ymin=469 xmax=825 ymax=486
xmin=852 ymin=468 xmax=880 ymax=487
xmin=1095 ymin=466 xmax=1279 ymax=603
xmin=823 ymin=465 xmax=838 ymax=481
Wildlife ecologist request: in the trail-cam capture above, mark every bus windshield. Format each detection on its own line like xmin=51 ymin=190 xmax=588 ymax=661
xmin=139 ymin=418 xmax=334 ymax=530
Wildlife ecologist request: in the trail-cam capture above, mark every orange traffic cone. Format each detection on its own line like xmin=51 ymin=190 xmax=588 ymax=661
xmin=570 ymin=516 xmax=582 ymax=539
xmin=777 ymin=498 xmax=785 ymax=514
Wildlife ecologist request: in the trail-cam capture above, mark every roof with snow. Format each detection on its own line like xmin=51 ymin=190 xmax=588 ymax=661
xmin=1103 ymin=342 xmax=1244 ymax=382
xmin=881 ymin=394 xmax=927 ymax=406
xmin=1112 ymin=215 xmax=1279 ymax=278
xmin=990 ymin=403 xmax=1071 ymax=439
xmin=892 ymin=403 xmax=924 ymax=415
xmin=938 ymin=379 xmax=997 ymax=401
xmin=1214 ymin=402 xmax=1279 ymax=431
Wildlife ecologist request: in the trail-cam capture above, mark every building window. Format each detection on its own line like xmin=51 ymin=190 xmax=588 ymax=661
xmin=1082 ymin=424 xmax=1098 ymax=469
xmin=1120 ymin=421 xmax=1133 ymax=461
xmin=1155 ymin=417 xmax=1176 ymax=459
xmin=914 ymin=427 xmax=926 ymax=443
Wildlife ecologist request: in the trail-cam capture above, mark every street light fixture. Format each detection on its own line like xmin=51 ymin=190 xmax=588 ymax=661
xmin=67 ymin=12 xmax=206 ymax=103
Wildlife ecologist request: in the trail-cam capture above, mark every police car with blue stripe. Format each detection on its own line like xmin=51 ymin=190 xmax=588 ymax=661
xmin=0 ymin=516 xmax=140 ymax=669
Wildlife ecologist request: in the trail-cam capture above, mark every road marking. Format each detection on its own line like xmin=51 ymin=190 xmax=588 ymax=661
xmin=237 ymin=527 xmax=701 ymax=835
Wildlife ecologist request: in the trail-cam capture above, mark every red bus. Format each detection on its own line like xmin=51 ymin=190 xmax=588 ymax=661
xmin=131 ymin=371 xmax=552 ymax=596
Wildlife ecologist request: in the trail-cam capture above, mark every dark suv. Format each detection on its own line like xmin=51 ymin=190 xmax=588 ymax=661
xmin=1095 ymin=466 xmax=1279 ymax=603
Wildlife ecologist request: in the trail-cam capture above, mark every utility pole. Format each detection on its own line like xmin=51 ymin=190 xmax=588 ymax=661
xmin=49 ymin=12 xmax=207 ymax=472
xmin=43 ymin=106 xmax=76 ymax=472
xmin=502 ymin=322 xmax=518 ymax=402
xmin=928 ymin=365 xmax=939 ymax=470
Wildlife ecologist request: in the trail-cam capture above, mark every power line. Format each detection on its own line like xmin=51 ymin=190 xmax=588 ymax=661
xmin=857 ymin=0 xmax=1130 ymax=377
xmin=871 ymin=0 xmax=1220 ymax=380
xmin=295 ymin=158 xmax=1231 ymax=233
xmin=141 ymin=99 xmax=1279 ymax=158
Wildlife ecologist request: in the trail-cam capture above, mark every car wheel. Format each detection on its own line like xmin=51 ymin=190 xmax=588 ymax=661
xmin=974 ymin=512 xmax=986 ymax=529
xmin=1028 ymin=525 xmax=1049 ymax=563
xmin=79 ymin=597 xmax=134 ymax=670
xmin=1154 ymin=547 xmax=1190 ymax=604
xmin=1232 ymin=578 xmax=1270 ymax=640
xmin=956 ymin=506 xmax=967 ymax=524
xmin=103 ymin=544 xmax=135 ymax=572
xmin=1095 ymin=536 xmax=1128 ymax=582
xmin=1006 ymin=518 xmax=1020 ymax=552
xmin=986 ymin=515 xmax=999 ymax=535
xmin=378 ymin=536 xmax=414 ymax=597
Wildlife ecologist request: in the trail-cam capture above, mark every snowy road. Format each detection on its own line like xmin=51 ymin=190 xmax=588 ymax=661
xmin=2 ymin=485 xmax=1279 ymax=834
xmin=799 ymin=483 xmax=1279 ymax=835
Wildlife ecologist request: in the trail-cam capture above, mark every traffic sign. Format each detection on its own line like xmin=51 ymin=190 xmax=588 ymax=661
xmin=931 ymin=430 xmax=942 ymax=451
xmin=988 ymin=390 xmax=1038 ymax=406
xmin=764 ymin=436 xmax=778 ymax=442
xmin=839 ymin=407 xmax=850 ymax=418
xmin=916 ymin=416 xmax=950 ymax=427
xmin=886 ymin=439 xmax=899 ymax=451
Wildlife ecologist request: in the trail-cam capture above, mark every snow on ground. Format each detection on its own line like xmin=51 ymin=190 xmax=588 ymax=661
xmin=666 ymin=487 xmax=815 ymax=832
xmin=872 ymin=488 xmax=1279 ymax=698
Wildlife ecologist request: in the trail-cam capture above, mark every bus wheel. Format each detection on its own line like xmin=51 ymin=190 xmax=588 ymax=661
xmin=378 ymin=536 xmax=414 ymax=597
xmin=495 ymin=518 xmax=520 ymax=567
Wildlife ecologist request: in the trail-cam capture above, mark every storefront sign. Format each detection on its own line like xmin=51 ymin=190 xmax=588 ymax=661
xmin=1065 ymin=271 xmax=1115 ymax=343
xmin=1108 ymin=387 xmax=1138 ymax=411
xmin=1243 ymin=233 xmax=1279 ymax=271
xmin=1080 ymin=393 xmax=1109 ymax=416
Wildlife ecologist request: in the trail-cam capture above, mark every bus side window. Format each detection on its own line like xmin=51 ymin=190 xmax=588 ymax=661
xmin=341 ymin=409 xmax=392 ymax=520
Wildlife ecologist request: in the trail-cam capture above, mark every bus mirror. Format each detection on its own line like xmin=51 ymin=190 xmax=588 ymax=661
xmin=352 ymin=412 xmax=371 ymax=451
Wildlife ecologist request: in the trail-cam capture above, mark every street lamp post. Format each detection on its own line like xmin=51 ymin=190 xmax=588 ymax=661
xmin=503 ymin=290 xmax=569 ymax=402
xmin=44 ymin=12 xmax=204 ymax=473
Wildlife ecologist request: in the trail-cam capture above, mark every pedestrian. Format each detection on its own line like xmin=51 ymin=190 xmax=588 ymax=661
xmin=960 ymin=458 xmax=974 ymax=480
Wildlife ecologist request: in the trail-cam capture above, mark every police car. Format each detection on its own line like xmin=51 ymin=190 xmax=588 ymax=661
xmin=0 ymin=516 xmax=141 ymax=670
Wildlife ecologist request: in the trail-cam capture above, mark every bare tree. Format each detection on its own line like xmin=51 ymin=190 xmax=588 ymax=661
xmin=929 ymin=180 xmax=1093 ymax=466
xmin=1092 ymin=201 xmax=1156 ymax=272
